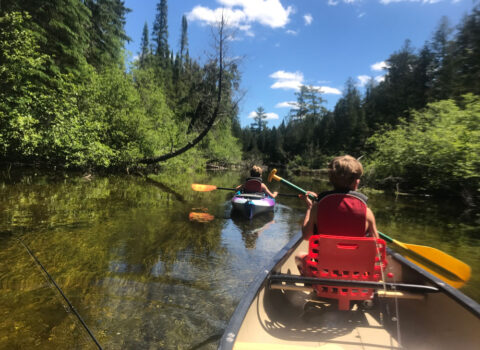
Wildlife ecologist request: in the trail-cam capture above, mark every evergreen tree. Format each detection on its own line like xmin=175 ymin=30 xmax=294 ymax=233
xmin=251 ymin=107 xmax=268 ymax=132
xmin=288 ymin=85 xmax=309 ymax=121
xmin=139 ymin=21 xmax=150 ymax=68
xmin=332 ymin=78 xmax=364 ymax=154
xmin=2 ymin=0 xmax=91 ymax=78
xmin=152 ymin=0 xmax=169 ymax=61
xmin=303 ymin=85 xmax=325 ymax=118
xmin=429 ymin=17 xmax=454 ymax=100
xmin=85 ymin=0 xmax=131 ymax=68
xmin=180 ymin=15 xmax=189 ymax=60
xmin=451 ymin=7 xmax=480 ymax=97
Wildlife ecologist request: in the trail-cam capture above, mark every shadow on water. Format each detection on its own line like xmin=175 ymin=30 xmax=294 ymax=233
xmin=230 ymin=210 xmax=275 ymax=249
xmin=0 ymin=169 xmax=478 ymax=349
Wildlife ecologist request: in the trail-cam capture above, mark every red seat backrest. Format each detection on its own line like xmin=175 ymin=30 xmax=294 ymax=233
xmin=304 ymin=234 xmax=387 ymax=310
xmin=244 ymin=178 xmax=262 ymax=193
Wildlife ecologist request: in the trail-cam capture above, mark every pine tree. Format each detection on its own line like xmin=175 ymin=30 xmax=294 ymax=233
xmin=451 ymin=7 xmax=480 ymax=96
xmin=85 ymin=0 xmax=131 ymax=68
xmin=180 ymin=15 xmax=189 ymax=60
xmin=152 ymin=0 xmax=169 ymax=61
xmin=5 ymin=0 xmax=91 ymax=77
xmin=429 ymin=17 xmax=454 ymax=100
xmin=251 ymin=107 xmax=268 ymax=132
xmin=139 ymin=21 xmax=150 ymax=68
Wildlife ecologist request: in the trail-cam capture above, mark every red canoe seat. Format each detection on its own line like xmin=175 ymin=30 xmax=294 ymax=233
xmin=303 ymin=234 xmax=387 ymax=310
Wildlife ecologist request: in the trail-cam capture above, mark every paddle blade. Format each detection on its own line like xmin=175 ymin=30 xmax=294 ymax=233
xmin=189 ymin=212 xmax=215 ymax=222
xmin=191 ymin=184 xmax=217 ymax=192
xmin=403 ymin=243 xmax=471 ymax=284
xmin=403 ymin=257 xmax=466 ymax=289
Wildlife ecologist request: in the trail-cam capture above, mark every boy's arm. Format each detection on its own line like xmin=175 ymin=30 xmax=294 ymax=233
xmin=366 ymin=207 xmax=379 ymax=239
xmin=261 ymin=183 xmax=278 ymax=198
xmin=302 ymin=194 xmax=317 ymax=241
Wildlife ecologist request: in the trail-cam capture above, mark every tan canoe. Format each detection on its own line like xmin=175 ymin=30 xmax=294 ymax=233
xmin=218 ymin=233 xmax=480 ymax=350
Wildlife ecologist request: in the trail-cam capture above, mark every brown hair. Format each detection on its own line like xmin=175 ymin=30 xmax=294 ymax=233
xmin=250 ymin=165 xmax=262 ymax=177
xmin=328 ymin=155 xmax=363 ymax=190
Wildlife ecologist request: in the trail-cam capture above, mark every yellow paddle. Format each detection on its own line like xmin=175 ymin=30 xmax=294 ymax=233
xmin=191 ymin=183 xmax=299 ymax=197
xmin=268 ymin=169 xmax=472 ymax=288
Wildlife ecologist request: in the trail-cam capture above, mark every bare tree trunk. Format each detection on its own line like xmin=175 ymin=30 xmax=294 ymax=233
xmin=138 ymin=16 xmax=225 ymax=165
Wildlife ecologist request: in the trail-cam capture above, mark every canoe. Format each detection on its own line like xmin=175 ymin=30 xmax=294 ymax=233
xmin=218 ymin=233 xmax=480 ymax=350
xmin=231 ymin=193 xmax=275 ymax=219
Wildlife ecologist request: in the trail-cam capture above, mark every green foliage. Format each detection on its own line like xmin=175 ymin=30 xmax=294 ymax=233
xmin=366 ymin=96 xmax=480 ymax=200
xmin=0 ymin=2 xmax=242 ymax=170
xmin=85 ymin=0 xmax=131 ymax=68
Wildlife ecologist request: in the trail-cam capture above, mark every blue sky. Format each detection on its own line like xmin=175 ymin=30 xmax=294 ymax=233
xmin=124 ymin=0 xmax=475 ymax=128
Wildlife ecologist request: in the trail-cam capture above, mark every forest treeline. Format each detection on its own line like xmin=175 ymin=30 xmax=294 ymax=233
xmin=0 ymin=0 xmax=242 ymax=170
xmin=0 ymin=1 xmax=479 ymax=203
xmin=241 ymin=8 xmax=479 ymax=203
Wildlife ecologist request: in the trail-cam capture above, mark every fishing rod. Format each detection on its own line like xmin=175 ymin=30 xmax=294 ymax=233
xmin=15 ymin=236 xmax=103 ymax=350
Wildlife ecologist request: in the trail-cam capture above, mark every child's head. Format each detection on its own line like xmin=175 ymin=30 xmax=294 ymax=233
xmin=328 ymin=155 xmax=363 ymax=190
xmin=250 ymin=165 xmax=263 ymax=177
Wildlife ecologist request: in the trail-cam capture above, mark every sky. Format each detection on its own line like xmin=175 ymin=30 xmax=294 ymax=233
xmin=123 ymin=0 xmax=475 ymax=128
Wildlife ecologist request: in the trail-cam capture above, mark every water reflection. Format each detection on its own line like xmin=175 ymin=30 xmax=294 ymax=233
xmin=0 ymin=169 xmax=478 ymax=349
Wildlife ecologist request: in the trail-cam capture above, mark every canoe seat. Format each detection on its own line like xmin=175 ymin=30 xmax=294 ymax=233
xmin=303 ymin=234 xmax=387 ymax=310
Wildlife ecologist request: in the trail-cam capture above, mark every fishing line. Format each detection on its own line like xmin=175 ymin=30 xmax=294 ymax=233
xmin=15 ymin=236 xmax=103 ymax=350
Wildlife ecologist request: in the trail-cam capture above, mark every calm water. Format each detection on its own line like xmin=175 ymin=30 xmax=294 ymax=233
xmin=0 ymin=169 xmax=478 ymax=349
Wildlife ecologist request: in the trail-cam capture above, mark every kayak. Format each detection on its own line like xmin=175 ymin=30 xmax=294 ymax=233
xmin=231 ymin=193 xmax=275 ymax=219
xmin=218 ymin=233 xmax=480 ymax=350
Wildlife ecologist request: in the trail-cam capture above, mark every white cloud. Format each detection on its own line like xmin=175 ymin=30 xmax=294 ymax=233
xmin=275 ymin=101 xmax=298 ymax=108
xmin=188 ymin=0 xmax=293 ymax=34
xmin=270 ymin=70 xmax=304 ymax=90
xmin=380 ymin=0 xmax=441 ymax=4
xmin=371 ymin=61 xmax=389 ymax=71
xmin=328 ymin=0 xmax=362 ymax=4
xmin=270 ymin=70 xmax=341 ymax=94
xmin=316 ymin=86 xmax=342 ymax=95
xmin=248 ymin=110 xmax=279 ymax=119
xmin=357 ymin=75 xmax=371 ymax=87
xmin=358 ymin=12 xmax=366 ymax=18
xmin=375 ymin=75 xmax=385 ymax=83
xmin=304 ymin=14 xmax=313 ymax=25
xmin=286 ymin=29 xmax=298 ymax=35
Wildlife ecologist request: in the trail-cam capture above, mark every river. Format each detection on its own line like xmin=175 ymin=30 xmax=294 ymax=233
xmin=0 ymin=169 xmax=478 ymax=349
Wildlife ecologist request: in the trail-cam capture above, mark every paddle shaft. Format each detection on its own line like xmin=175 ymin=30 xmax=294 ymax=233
xmin=214 ymin=186 xmax=298 ymax=197
xmin=275 ymin=178 xmax=317 ymax=200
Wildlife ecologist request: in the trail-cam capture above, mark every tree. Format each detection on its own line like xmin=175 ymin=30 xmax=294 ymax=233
xmin=152 ymin=0 xmax=169 ymax=61
xmin=331 ymin=78 xmax=365 ymax=154
xmin=2 ymin=0 xmax=91 ymax=78
xmin=429 ymin=17 xmax=454 ymax=100
xmin=139 ymin=21 xmax=150 ymax=68
xmin=303 ymin=85 xmax=325 ymax=118
xmin=251 ymin=107 xmax=268 ymax=132
xmin=180 ymin=15 xmax=188 ymax=60
xmin=139 ymin=13 xmax=231 ymax=165
xmin=367 ymin=95 xmax=480 ymax=203
xmin=85 ymin=0 xmax=131 ymax=68
xmin=451 ymin=7 xmax=480 ymax=97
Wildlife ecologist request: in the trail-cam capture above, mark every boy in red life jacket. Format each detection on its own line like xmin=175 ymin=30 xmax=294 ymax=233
xmin=236 ymin=165 xmax=278 ymax=198
xmin=296 ymin=155 xmax=378 ymax=272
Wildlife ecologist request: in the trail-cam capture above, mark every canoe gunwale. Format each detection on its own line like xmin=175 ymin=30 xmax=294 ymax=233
xmin=387 ymin=248 xmax=480 ymax=318
xmin=217 ymin=232 xmax=480 ymax=349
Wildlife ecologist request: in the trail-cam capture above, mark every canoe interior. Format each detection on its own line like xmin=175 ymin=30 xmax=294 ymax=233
xmin=224 ymin=237 xmax=480 ymax=350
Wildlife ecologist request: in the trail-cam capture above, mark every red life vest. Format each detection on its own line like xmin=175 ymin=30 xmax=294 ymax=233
xmin=243 ymin=177 xmax=262 ymax=193
xmin=316 ymin=191 xmax=368 ymax=237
